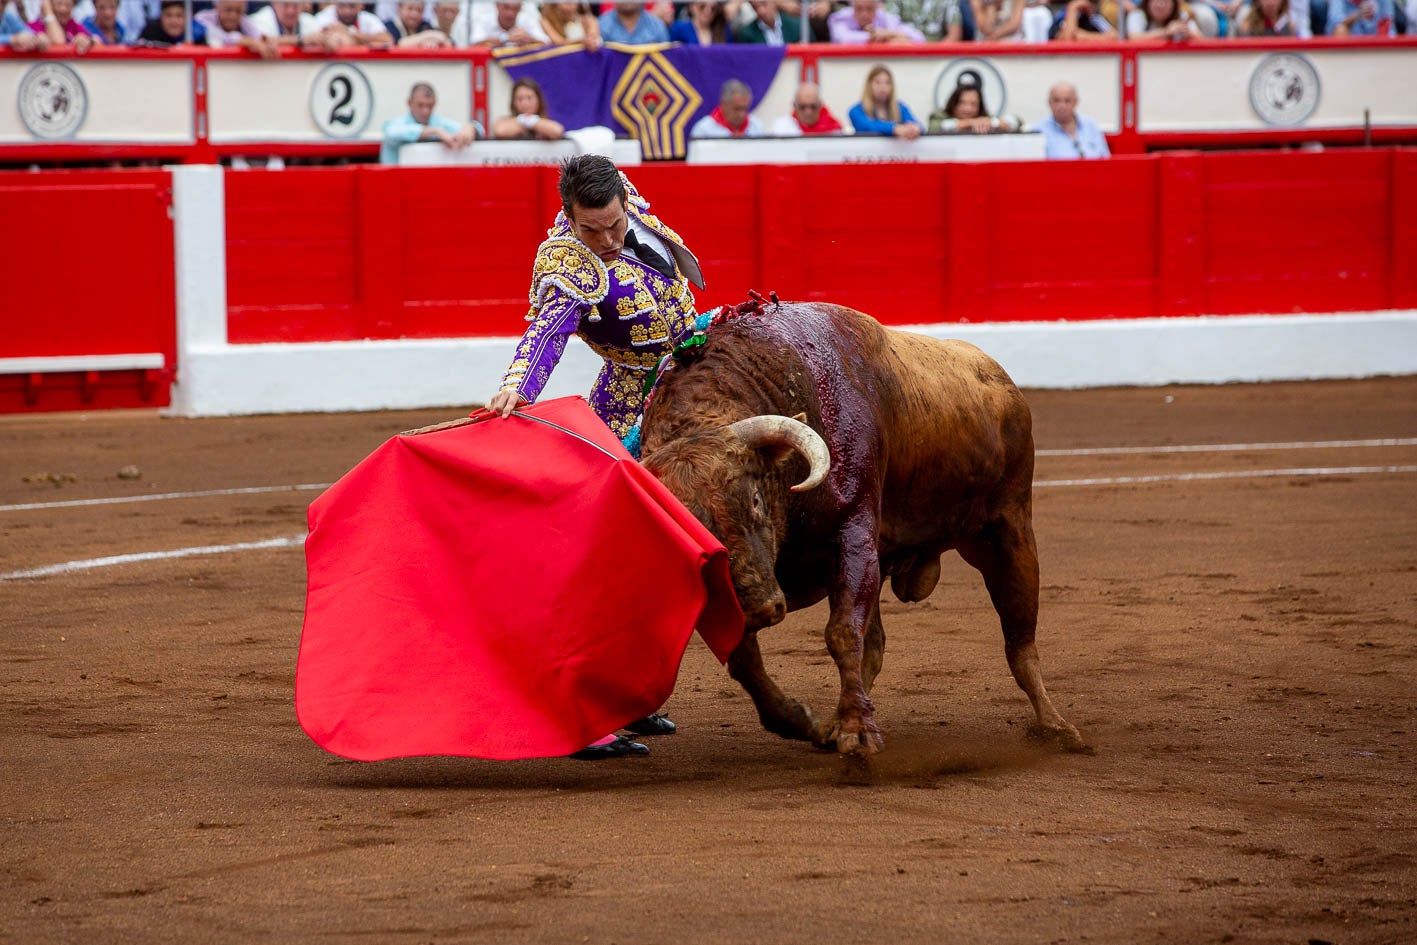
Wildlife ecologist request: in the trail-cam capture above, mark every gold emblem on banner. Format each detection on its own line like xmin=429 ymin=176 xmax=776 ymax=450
xmin=610 ymin=51 xmax=702 ymax=161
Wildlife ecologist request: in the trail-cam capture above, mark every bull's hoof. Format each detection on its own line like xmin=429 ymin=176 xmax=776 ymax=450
xmin=1027 ymin=721 xmax=1093 ymax=755
xmin=761 ymin=700 xmax=821 ymax=743
xmin=824 ymin=719 xmax=884 ymax=756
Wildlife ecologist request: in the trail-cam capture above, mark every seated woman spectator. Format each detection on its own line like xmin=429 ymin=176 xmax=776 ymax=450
xmin=31 ymin=0 xmax=95 ymax=51
xmin=848 ymin=63 xmax=923 ymax=139
xmin=1124 ymin=0 xmax=1202 ymax=38
xmin=670 ymin=0 xmax=735 ymax=43
xmin=928 ymin=74 xmax=1022 ymax=135
xmin=492 ymin=77 xmax=567 ymax=141
xmin=3 ymin=2 xmax=50 ymax=48
xmin=540 ymin=1 xmax=601 ymax=46
xmin=136 ymin=0 xmax=203 ymax=45
xmin=81 ymin=0 xmax=126 ymax=43
xmin=1048 ymin=0 xmax=1118 ymax=37
xmin=1235 ymin=0 xmax=1297 ymax=32
xmin=973 ymin=0 xmax=1053 ymax=41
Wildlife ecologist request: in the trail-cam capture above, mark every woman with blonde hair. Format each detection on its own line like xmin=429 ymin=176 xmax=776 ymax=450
xmin=539 ymin=0 xmax=601 ymax=47
xmin=848 ymin=63 xmax=923 ymax=139
xmin=492 ymin=77 xmax=567 ymax=140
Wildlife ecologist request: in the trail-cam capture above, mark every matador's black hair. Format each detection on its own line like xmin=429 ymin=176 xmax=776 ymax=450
xmin=558 ymin=155 xmax=626 ymax=219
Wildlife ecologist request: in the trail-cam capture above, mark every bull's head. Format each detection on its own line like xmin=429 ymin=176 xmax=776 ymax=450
xmin=644 ymin=415 xmax=829 ymax=629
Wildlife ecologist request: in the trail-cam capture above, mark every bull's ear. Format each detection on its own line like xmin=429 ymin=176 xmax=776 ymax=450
xmin=758 ymin=442 xmax=798 ymax=473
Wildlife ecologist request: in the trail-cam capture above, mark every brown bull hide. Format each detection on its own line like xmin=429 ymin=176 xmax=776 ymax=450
xmin=641 ymin=300 xmax=1085 ymax=757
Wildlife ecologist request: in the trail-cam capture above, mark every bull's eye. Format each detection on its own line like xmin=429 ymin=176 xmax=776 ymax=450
xmin=751 ymin=490 xmax=763 ymax=519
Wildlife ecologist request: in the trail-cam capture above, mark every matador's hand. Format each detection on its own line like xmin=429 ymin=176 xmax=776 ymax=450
xmin=487 ymin=389 xmax=527 ymax=418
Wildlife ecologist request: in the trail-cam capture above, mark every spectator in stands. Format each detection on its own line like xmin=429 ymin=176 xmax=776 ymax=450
xmin=1125 ymin=0 xmax=1202 ymax=37
xmin=1037 ymin=81 xmax=1108 ymax=159
xmin=973 ymin=0 xmax=1053 ymax=41
xmin=250 ymin=0 xmax=326 ymax=46
xmin=770 ymin=81 xmax=847 ymax=135
xmin=384 ymin=0 xmax=448 ymax=45
xmin=31 ymin=0 xmax=95 ymax=49
xmin=458 ymin=0 xmax=548 ymax=45
xmin=848 ymin=63 xmax=923 ymax=138
xmin=598 ymin=0 xmax=670 ymax=42
xmin=690 ymin=78 xmax=767 ymax=138
xmin=828 ymin=0 xmax=924 ymax=41
xmin=431 ymin=0 xmax=459 ymax=37
xmin=1235 ymin=0 xmax=1298 ymax=31
xmin=779 ymin=0 xmax=843 ymax=40
xmin=736 ymin=0 xmax=804 ymax=41
xmin=928 ymin=71 xmax=1022 ymax=134
xmin=936 ymin=0 xmax=966 ymax=39
xmin=1048 ymin=0 xmax=1117 ymax=38
xmin=493 ymin=77 xmax=567 ymax=139
xmin=198 ymin=0 xmax=280 ymax=55
xmin=3 ymin=3 xmax=49 ymax=48
xmin=670 ymin=0 xmax=735 ymax=42
xmin=541 ymin=1 xmax=602 ymax=46
xmin=314 ymin=0 xmax=392 ymax=46
xmin=381 ymin=81 xmax=483 ymax=164
xmin=135 ymin=0 xmax=200 ymax=44
xmin=1327 ymin=0 xmax=1393 ymax=32
xmin=81 ymin=0 xmax=127 ymax=42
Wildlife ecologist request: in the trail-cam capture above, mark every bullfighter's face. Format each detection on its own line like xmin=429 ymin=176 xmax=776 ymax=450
xmin=568 ymin=199 xmax=628 ymax=264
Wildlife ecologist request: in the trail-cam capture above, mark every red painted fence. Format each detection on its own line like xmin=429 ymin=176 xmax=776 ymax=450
xmin=224 ymin=148 xmax=1417 ymax=347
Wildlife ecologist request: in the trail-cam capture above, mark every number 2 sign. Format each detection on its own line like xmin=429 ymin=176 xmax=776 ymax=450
xmin=309 ymin=63 xmax=374 ymax=139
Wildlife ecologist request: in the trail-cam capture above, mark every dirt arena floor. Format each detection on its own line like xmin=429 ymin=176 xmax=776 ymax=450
xmin=2 ymin=377 xmax=1415 ymax=945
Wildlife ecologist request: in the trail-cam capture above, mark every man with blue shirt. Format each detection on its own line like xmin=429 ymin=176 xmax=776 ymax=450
xmin=1036 ymin=82 xmax=1109 ymax=161
xmin=380 ymin=82 xmax=483 ymax=165
xmin=1327 ymin=0 xmax=1393 ymax=34
xmin=598 ymin=0 xmax=669 ymax=43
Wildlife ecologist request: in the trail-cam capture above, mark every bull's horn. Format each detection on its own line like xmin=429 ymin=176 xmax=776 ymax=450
xmin=726 ymin=415 xmax=830 ymax=493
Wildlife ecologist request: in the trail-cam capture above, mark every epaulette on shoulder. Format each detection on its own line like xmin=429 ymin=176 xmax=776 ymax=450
xmin=529 ymin=237 xmax=610 ymax=311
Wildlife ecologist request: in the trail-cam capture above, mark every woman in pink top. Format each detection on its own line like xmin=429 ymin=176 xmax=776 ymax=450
xmin=31 ymin=0 xmax=94 ymax=50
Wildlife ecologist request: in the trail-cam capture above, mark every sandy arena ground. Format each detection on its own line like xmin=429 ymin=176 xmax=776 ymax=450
xmin=2 ymin=377 xmax=1415 ymax=945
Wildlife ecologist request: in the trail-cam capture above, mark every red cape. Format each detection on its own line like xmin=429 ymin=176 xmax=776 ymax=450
xmin=295 ymin=396 xmax=744 ymax=761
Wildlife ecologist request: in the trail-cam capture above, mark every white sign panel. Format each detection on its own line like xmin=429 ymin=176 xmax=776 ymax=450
xmin=687 ymin=133 xmax=1045 ymax=165
xmin=1138 ymin=48 xmax=1417 ymax=132
xmin=0 ymin=59 xmax=193 ymax=144
xmin=207 ymin=59 xmax=471 ymax=144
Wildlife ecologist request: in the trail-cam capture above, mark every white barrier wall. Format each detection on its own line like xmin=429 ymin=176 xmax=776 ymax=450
xmin=0 ymin=58 xmax=193 ymax=143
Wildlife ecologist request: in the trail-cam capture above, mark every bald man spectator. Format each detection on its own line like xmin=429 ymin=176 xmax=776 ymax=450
xmin=250 ymin=0 xmax=326 ymax=46
xmin=598 ymin=0 xmax=670 ymax=42
xmin=690 ymin=79 xmax=768 ymax=139
xmin=770 ymin=83 xmax=847 ymax=136
xmin=458 ymin=0 xmax=548 ymax=46
xmin=1037 ymin=82 xmax=1109 ymax=160
xmin=381 ymin=82 xmax=483 ymax=164
xmin=827 ymin=0 xmax=924 ymax=41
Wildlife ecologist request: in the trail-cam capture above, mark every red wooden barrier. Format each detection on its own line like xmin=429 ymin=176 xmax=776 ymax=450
xmin=220 ymin=149 xmax=1416 ymax=345
xmin=0 ymin=169 xmax=176 ymax=412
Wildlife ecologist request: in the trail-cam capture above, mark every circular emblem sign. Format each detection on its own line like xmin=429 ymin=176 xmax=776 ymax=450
xmin=18 ymin=62 xmax=88 ymax=140
xmin=933 ymin=58 xmax=1007 ymax=117
xmin=310 ymin=63 xmax=374 ymax=139
xmin=1248 ymin=53 xmax=1320 ymax=127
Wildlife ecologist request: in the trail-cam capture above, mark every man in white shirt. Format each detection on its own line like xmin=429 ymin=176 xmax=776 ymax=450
xmin=313 ymin=0 xmax=392 ymax=46
xmin=249 ymin=0 xmax=324 ymax=45
xmin=451 ymin=0 xmax=547 ymax=46
xmin=690 ymin=79 xmax=768 ymax=139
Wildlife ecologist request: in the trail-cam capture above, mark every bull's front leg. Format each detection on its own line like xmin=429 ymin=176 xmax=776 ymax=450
xmin=727 ymin=630 xmax=825 ymax=743
xmin=823 ymin=515 xmax=885 ymax=755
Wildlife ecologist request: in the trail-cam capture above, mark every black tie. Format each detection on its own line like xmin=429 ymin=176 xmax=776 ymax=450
xmin=623 ymin=228 xmax=675 ymax=280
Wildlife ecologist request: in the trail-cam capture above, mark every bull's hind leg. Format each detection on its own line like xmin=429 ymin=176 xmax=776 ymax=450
xmin=728 ymin=631 xmax=824 ymax=743
xmin=958 ymin=508 xmax=1087 ymax=752
xmin=862 ymin=602 xmax=884 ymax=694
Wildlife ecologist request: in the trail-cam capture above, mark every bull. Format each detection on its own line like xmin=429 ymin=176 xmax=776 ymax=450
xmin=640 ymin=297 xmax=1085 ymax=756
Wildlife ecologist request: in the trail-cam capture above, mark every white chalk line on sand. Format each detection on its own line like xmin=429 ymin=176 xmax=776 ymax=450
xmin=1037 ymin=436 xmax=1417 ymax=457
xmin=4 ymin=463 xmax=1416 ymax=582
xmin=0 ymin=483 xmax=332 ymax=513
